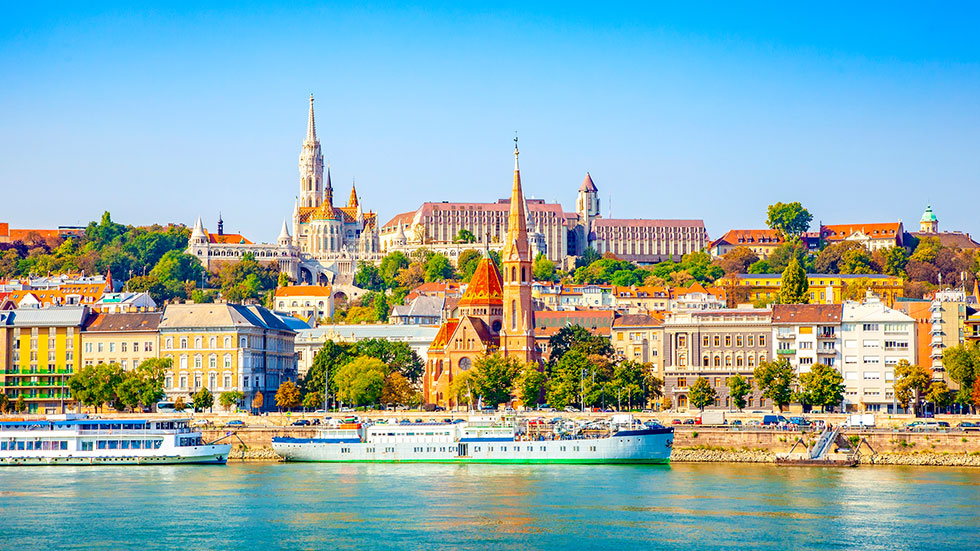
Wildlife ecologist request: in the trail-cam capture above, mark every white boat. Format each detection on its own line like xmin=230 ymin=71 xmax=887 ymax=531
xmin=0 ymin=415 xmax=232 ymax=465
xmin=272 ymin=414 xmax=673 ymax=464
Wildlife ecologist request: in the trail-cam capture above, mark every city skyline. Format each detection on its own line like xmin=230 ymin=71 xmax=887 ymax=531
xmin=2 ymin=4 xmax=978 ymax=242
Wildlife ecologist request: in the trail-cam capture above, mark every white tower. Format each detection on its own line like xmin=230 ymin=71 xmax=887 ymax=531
xmin=299 ymin=94 xmax=325 ymax=209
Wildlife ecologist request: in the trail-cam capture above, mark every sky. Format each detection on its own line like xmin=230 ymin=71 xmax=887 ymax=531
xmin=2 ymin=3 xmax=978 ymax=243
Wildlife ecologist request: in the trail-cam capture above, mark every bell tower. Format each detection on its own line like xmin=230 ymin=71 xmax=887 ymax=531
xmin=501 ymin=138 xmax=537 ymax=364
xmin=299 ymin=94 xmax=325 ymax=209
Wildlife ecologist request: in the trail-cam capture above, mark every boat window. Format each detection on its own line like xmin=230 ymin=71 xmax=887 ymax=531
xmin=26 ymin=441 xmax=34 ymax=450
xmin=0 ymin=442 xmax=6 ymax=451
xmin=132 ymin=441 xmax=142 ymax=449
xmin=97 ymin=441 xmax=107 ymax=450
xmin=108 ymin=441 xmax=119 ymax=449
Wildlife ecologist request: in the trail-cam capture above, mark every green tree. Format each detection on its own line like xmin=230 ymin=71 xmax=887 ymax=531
xmin=747 ymin=259 xmax=771 ymax=274
xmin=532 ymin=252 xmax=556 ymax=282
xmin=251 ymin=391 xmax=264 ymax=412
xmin=354 ymin=264 xmax=383 ymax=291
xmin=839 ymin=248 xmax=877 ymax=274
xmin=943 ymin=343 xmax=980 ymax=398
xmin=373 ymin=292 xmax=390 ymax=323
xmin=797 ymin=364 xmax=845 ymax=411
xmin=15 ymin=394 xmax=26 ymax=413
xmin=174 ymin=396 xmax=187 ymax=412
xmin=470 ymin=354 xmax=522 ymax=408
xmin=67 ymin=363 xmax=125 ymax=412
xmin=277 ymin=271 xmax=291 ymax=288
xmin=0 ymin=393 xmax=9 ymax=414
xmin=380 ymin=372 xmax=415 ymax=406
xmin=302 ymin=391 xmax=322 ymax=411
xmin=766 ymin=201 xmax=813 ymax=237
xmin=457 ymin=249 xmax=483 ymax=282
xmin=893 ymin=360 xmax=931 ymax=416
xmin=688 ymin=377 xmax=716 ymax=411
xmin=926 ymin=381 xmax=952 ymax=412
xmin=547 ymin=325 xmax=613 ymax=364
xmin=609 ymin=361 xmax=648 ymax=410
xmin=275 ymin=380 xmax=302 ymax=411
xmin=423 ymin=253 xmax=455 ymax=282
xmin=768 ymin=242 xmax=807 ymax=274
xmin=193 ymin=387 xmax=214 ymax=412
xmin=754 ymin=359 xmax=795 ymax=412
xmin=910 ymin=236 xmax=942 ymax=263
xmin=334 ymin=356 xmax=387 ymax=406
xmin=718 ymin=247 xmax=760 ymax=275
xmin=454 ymin=229 xmax=477 ymax=244
xmin=378 ymin=252 xmax=410 ymax=288
xmin=516 ymin=363 xmax=547 ymax=408
xmin=727 ymin=374 xmax=751 ymax=411
xmin=546 ymin=349 xmax=590 ymax=409
xmin=219 ymin=391 xmax=244 ymax=412
xmin=575 ymin=247 xmax=601 ymax=269
xmin=873 ymin=246 xmax=909 ymax=277
xmin=778 ymin=256 xmax=809 ymax=304
xmin=150 ymin=250 xmax=205 ymax=300
xmin=449 ymin=370 xmax=474 ymax=410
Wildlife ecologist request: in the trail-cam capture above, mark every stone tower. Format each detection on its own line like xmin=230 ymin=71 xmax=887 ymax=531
xmin=299 ymin=94 xmax=324 ymax=209
xmin=920 ymin=205 xmax=938 ymax=233
xmin=576 ymin=172 xmax=600 ymax=255
xmin=501 ymin=140 xmax=537 ymax=364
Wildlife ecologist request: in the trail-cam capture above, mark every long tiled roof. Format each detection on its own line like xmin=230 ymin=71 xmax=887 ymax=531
xmin=820 ymin=223 xmax=902 ymax=241
xmin=4 ymin=306 xmax=89 ymax=326
xmin=593 ymin=219 xmax=706 ymax=228
xmin=160 ymin=303 xmax=295 ymax=333
xmin=771 ymin=304 xmax=843 ymax=324
xmin=710 ymin=229 xmax=784 ymax=248
xmin=83 ymin=312 xmax=163 ymax=332
xmin=909 ymin=232 xmax=980 ymax=250
xmin=275 ymin=285 xmax=333 ymax=298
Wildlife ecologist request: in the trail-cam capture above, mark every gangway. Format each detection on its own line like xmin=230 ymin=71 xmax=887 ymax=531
xmin=808 ymin=427 xmax=839 ymax=460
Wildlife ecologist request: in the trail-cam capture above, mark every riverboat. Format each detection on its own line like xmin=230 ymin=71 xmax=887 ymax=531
xmin=0 ymin=415 xmax=232 ymax=465
xmin=272 ymin=414 xmax=673 ymax=464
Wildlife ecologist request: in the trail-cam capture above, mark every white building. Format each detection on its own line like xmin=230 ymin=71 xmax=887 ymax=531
xmin=840 ymin=296 xmax=916 ymax=413
xmin=771 ymin=303 xmax=843 ymax=376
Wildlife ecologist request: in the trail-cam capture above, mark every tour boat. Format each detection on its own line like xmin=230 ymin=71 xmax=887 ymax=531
xmin=272 ymin=414 xmax=673 ymax=464
xmin=0 ymin=415 xmax=232 ymax=465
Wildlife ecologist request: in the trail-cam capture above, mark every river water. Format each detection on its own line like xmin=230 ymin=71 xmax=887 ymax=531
xmin=1 ymin=462 xmax=977 ymax=550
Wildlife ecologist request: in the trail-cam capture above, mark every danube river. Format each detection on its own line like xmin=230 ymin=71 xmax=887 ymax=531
xmin=2 ymin=462 xmax=977 ymax=550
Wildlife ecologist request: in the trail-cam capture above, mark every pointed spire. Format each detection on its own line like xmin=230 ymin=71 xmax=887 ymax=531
xmin=348 ymin=181 xmax=359 ymax=208
xmin=579 ymin=172 xmax=598 ymax=192
xmin=306 ymin=93 xmax=317 ymax=143
xmin=324 ymin=164 xmax=333 ymax=206
xmin=278 ymin=219 xmax=291 ymax=240
xmin=191 ymin=216 xmax=206 ymax=239
xmin=503 ymin=136 xmax=528 ymax=260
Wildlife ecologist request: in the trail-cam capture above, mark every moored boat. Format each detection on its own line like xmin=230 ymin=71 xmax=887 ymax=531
xmin=273 ymin=414 xmax=673 ymax=464
xmin=0 ymin=415 xmax=232 ymax=465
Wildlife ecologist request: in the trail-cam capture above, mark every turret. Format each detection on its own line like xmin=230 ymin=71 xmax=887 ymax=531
xmin=190 ymin=216 xmax=208 ymax=245
xmin=298 ymin=94 xmax=325 ymax=209
xmin=278 ymin=219 xmax=292 ymax=247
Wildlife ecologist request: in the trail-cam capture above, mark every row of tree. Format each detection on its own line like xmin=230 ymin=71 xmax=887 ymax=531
xmin=299 ymin=338 xmax=425 ymax=408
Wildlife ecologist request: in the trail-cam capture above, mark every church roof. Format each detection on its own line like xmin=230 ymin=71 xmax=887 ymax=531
xmin=458 ymin=257 xmax=503 ymax=307
xmin=206 ymin=232 xmax=252 ymax=244
xmin=920 ymin=205 xmax=938 ymax=223
xmin=579 ymin=172 xmax=598 ymax=192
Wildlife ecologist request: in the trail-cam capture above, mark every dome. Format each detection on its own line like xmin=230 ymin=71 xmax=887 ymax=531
xmin=920 ymin=205 xmax=938 ymax=223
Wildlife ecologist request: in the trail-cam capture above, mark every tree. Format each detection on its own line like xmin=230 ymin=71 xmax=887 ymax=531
xmin=727 ymin=374 xmax=751 ymax=411
xmin=814 ymin=242 xmax=866 ymax=274
xmin=576 ymin=247 xmax=601 ymax=269
xmin=67 ymin=363 xmax=124 ymax=412
xmin=15 ymin=395 xmax=26 ymax=413
xmin=449 ymin=370 xmax=474 ymax=410
xmin=354 ymin=264 xmax=383 ymax=291
xmin=395 ymin=262 xmax=424 ymax=289
xmin=873 ymin=246 xmax=909 ymax=277
xmin=424 ymin=254 xmax=454 ymax=282
xmin=470 ymin=354 xmax=522 ymax=408
xmin=454 ymin=229 xmax=477 ymax=244
xmin=275 ymin=381 xmax=302 ymax=411
xmin=766 ymin=201 xmax=812 ymax=237
xmin=546 ymin=349 xmax=591 ymax=409
xmin=547 ymin=325 xmax=613 ymax=364
xmin=892 ymin=360 xmax=931 ymax=416
xmin=219 ymin=391 xmax=244 ymax=412
xmin=747 ymin=259 xmax=771 ymax=274
xmin=193 ymin=388 xmax=214 ymax=412
xmin=378 ymin=252 xmax=410 ymax=289
xmin=973 ymin=377 xmax=980 ymax=411
xmin=718 ymin=247 xmax=760 ymax=275
xmin=174 ymin=396 xmax=187 ymax=412
xmin=688 ymin=377 xmax=716 ymax=411
xmin=609 ymin=361 xmax=648 ymax=410
xmin=515 ymin=363 xmax=547 ymax=408
xmin=797 ymin=364 xmax=845 ymax=412
xmin=532 ymin=252 xmax=556 ymax=282
xmin=768 ymin=242 xmax=807 ymax=274
xmin=380 ymin=372 xmax=415 ymax=406
xmin=302 ymin=391 xmax=322 ymax=411
xmin=926 ymin=381 xmax=952 ymax=412
xmin=839 ymin=248 xmax=877 ymax=275
xmin=0 ymin=393 xmax=9 ymax=414
xmin=334 ymin=356 xmax=387 ymax=406
xmin=778 ymin=256 xmax=809 ymax=304
xmin=251 ymin=391 xmax=264 ymax=411
xmin=943 ymin=343 xmax=980 ymax=401
xmin=373 ymin=292 xmax=390 ymax=323
xmin=754 ymin=359 xmax=795 ymax=412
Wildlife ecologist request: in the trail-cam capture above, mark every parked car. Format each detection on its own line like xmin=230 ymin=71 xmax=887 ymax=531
xmin=762 ymin=415 xmax=789 ymax=426
xmin=907 ymin=421 xmax=943 ymax=432
xmin=225 ymin=420 xmax=245 ymax=427
xmin=788 ymin=417 xmax=812 ymax=428
xmin=958 ymin=421 xmax=979 ymax=430
xmin=730 ymin=420 xmax=743 ymax=427
xmin=683 ymin=419 xmax=696 ymax=425
xmin=671 ymin=419 xmax=682 ymax=425
xmin=564 ymin=406 xmax=579 ymax=413
xmin=291 ymin=419 xmax=310 ymax=426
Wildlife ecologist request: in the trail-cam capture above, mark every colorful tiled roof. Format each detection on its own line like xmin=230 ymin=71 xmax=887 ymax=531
xmin=206 ymin=232 xmax=253 ymax=245
xmin=274 ymin=285 xmax=333 ymax=298
xmin=458 ymin=258 xmax=503 ymax=307
xmin=771 ymin=304 xmax=843 ymax=324
xmin=820 ymin=223 xmax=902 ymax=241
xmin=710 ymin=229 xmax=784 ymax=249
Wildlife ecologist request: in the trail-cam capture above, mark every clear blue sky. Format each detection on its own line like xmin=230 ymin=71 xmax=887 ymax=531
xmin=2 ymin=3 xmax=978 ymax=243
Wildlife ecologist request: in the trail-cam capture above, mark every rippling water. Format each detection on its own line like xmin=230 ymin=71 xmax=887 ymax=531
xmin=1 ymin=462 xmax=977 ymax=550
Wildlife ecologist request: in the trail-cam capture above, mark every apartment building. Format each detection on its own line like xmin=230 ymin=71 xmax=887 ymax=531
xmin=840 ymin=297 xmax=916 ymax=413
xmin=771 ymin=304 xmax=843 ymax=379
xmin=81 ymin=312 xmax=162 ymax=371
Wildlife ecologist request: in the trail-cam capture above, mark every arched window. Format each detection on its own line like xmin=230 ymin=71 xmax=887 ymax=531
xmin=747 ymin=355 xmax=755 ymax=368
xmin=511 ymin=267 xmax=516 ymax=281
xmin=736 ymin=356 xmax=744 ymax=367
xmin=702 ymin=355 xmax=709 ymax=367
xmin=209 ymin=337 xmax=216 ymax=349
xmin=511 ymin=301 xmax=517 ymax=329
xmin=179 ymin=355 xmax=187 ymax=369
xmin=521 ymin=267 xmax=526 ymax=282
xmin=725 ymin=356 xmax=732 ymax=367
xmin=224 ymin=336 xmax=231 ymax=348
xmin=714 ymin=356 xmax=721 ymax=367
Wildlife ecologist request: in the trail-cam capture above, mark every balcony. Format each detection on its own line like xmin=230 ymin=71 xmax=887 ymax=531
xmin=776 ymin=348 xmax=795 ymax=355
xmin=817 ymin=348 xmax=836 ymax=355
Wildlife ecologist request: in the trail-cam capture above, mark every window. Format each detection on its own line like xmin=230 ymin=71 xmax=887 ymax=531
xmin=209 ymin=354 xmax=217 ymax=369
xmin=863 ymin=340 xmax=879 ymax=348
xmin=166 ymin=337 xmax=173 ymax=349
xmin=678 ymin=377 xmax=687 ymax=388
xmin=759 ymin=335 xmax=766 ymax=347
xmin=862 ymin=323 xmax=880 ymax=332
xmin=194 ymin=373 xmax=202 ymax=389
xmin=702 ymin=335 xmax=709 ymax=347
xmin=97 ymin=343 xmax=104 ymax=353
xmin=702 ymin=355 xmax=709 ymax=366
xmin=194 ymin=337 xmax=202 ymax=349
xmin=748 ymin=336 xmax=754 ymax=347
xmin=240 ymin=337 xmax=247 ymax=348
xmin=725 ymin=336 xmax=731 ymax=347
xmin=736 ymin=336 xmax=743 ymax=347
xmin=864 ymin=356 xmax=880 ymax=364
xmin=209 ymin=337 xmax=217 ymax=348
xmin=224 ymin=374 xmax=232 ymax=388
xmin=224 ymin=337 xmax=232 ymax=348
xmin=179 ymin=355 xmax=188 ymax=369
xmin=180 ymin=337 xmax=187 ymax=349
xmin=179 ymin=375 xmax=187 ymax=388
xmin=121 ymin=342 xmax=127 ymax=353
xmin=209 ymin=373 xmax=217 ymax=389
xmin=224 ymin=354 xmax=232 ymax=368
xmin=85 ymin=342 xmax=92 ymax=353
xmin=863 ymin=371 xmax=880 ymax=380
xmin=144 ymin=341 xmax=153 ymax=352
xmin=713 ymin=335 xmax=720 ymax=346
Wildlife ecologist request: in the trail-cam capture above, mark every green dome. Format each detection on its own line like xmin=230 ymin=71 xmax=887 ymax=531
xmin=920 ymin=205 xmax=938 ymax=223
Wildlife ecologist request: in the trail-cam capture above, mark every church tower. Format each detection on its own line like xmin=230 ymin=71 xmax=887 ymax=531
xmin=920 ymin=205 xmax=938 ymax=233
xmin=299 ymin=94 xmax=325 ymax=209
xmin=501 ymin=139 xmax=537 ymax=364
xmin=576 ymin=172 xmax=600 ymax=255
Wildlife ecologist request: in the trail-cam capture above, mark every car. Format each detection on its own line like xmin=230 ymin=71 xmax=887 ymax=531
xmin=225 ymin=420 xmax=245 ymax=427
xmin=433 ymin=406 xmax=446 ymax=412
xmin=291 ymin=419 xmax=310 ymax=426
xmin=564 ymin=406 xmax=579 ymax=413
xmin=671 ymin=419 xmax=682 ymax=425
xmin=788 ymin=417 xmax=812 ymax=428
xmin=683 ymin=419 xmax=696 ymax=425
xmin=762 ymin=415 xmax=789 ymax=426
xmin=339 ymin=407 xmax=354 ymax=413
xmin=958 ymin=421 xmax=979 ymax=430
xmin=730 ymin=420 xmax=743 ymax=427
xmin=190 ymin=419 xmax=210 ymax=428
xmin=415 ymin=419 xmax=424 ymax=423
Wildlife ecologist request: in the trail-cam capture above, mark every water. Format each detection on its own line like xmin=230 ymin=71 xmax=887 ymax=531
xmin=1 ymin=462 xmax=977 ymax=550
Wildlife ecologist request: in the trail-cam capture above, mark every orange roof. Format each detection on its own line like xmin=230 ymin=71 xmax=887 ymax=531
xmin=458 ymin=258 xmax=503 ymax=307
xmin=710 ymin=229 xmax=784 ymax=249
xmin=9 ymin=289 xmax=65 ymax=306
xmin=57 ymin=283 xmax=105 ymax=303
xmin=429 ymin=318 xmax=461 ymax=349
xmin=613 ymin=285 xmax=669 ymax=298
xmin=820 ymin=223 xmax=902 ymax=241
xmin=9 ymin=229 xmax=62 ymax=241
xmin=275 ymin=285 xmax=333 ymax=298
xmin=206 ymin=232 xmax=253 ymax=244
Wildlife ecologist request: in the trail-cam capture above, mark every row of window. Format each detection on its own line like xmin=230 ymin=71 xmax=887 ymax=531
xmin=166 ymin=373 xmax=234 ymax=390
xmin=83 ymin=341 xmax=153 ymax=354
xmin=701 ymin=334 xmax=767 ymax=348
xmin=93 ymin=440 xmax=164 ymax=450
xmin=1 ymin=440 xmax=68 ymax=451
xmin=13 ymin=328 xmax=75 ymax=338
xmin=12 ymin=351 xmax=74 ymax=362
xmin=166 ymin=353 xmax=235 ymax=370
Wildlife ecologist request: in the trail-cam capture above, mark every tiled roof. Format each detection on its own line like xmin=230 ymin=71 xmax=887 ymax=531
xmin=6 ymin=306 xmax=89 ymax=326
xmin=275 ymin=285 xmax=333 ymax=298
xmin=579 ymin=173 xmax=598 ymax=192
xmin=380 ymin=211 xmax=416 ymax=232
xmin=458 ymin=258 xmax=503 ymax=307
xmin=391 ymin=295 xmax=445 ymax=319
xmin=910 ymin=232 xmax=980 ymax=250
xmin=593 ymin=219 xmax=706 ymax=229
xmin=207 ymin=232 xmax=253 ymax=245
xmin=83 ymin=312 xmax=163 ymax=332
xmin=771 ymin=304 xmax=843 ymax=324
xmin=710 ymin=229 xmax=784 ymax=248
xmin=534 ymin=310 xmax=615 ymax=329
xmin=612 ymin=313 xmax=665 ymax=328
xmin=160 ymin=303 xmax=295 ymax=333
xmin=820 ymin=223 xmax=902 ymax=241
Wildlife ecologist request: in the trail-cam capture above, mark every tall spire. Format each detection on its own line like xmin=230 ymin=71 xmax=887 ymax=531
xmin=348 ymin=181 xmax=359 ymax=208
xmin=306 ymin=93 xmax=317 ymax=143
xmin=324 ymin=163 xmax=333 ymax=206
xmin=503 ymin=136 xmax=528 ymax=260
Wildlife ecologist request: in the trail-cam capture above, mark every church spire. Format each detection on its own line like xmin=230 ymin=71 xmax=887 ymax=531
xmin=306 ymin=93 xmax=317 ymax=143
xmin=503 ymin=136 xmax=529 ymax=260
xmin=348 ymin=181 xmax=359 ymax=208
xmin=324 ymin=163 xmax=333 ymax=207
xmin=500 ymin=135 xmax=537 ymax=366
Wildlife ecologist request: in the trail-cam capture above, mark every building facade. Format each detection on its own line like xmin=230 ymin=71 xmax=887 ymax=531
xmin=159 ymin=303 xmax=297 ymax=411
xmin=81 ymin=312 xmax=162 ymax=371
xmin=663 ymin=309 xmax=771 ymax=411
xmin=771 ymin=304 xmax=843 ymax=377
xmin=273 ymin=285 xmax=334 ymax=326
xmin=0 ymin=306 xmax=87 ymax=414
xmin=721 ymin=273 xmax=904 ymax=306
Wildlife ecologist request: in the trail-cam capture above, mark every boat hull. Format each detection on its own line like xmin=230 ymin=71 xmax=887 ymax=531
xmin=273 ymin=428 xmax=673 ymax=464
xmin=0 ymin=445 xmax=232 ymax=466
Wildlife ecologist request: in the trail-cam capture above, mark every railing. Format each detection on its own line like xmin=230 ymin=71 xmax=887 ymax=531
xmin=776 ymin=349 xmax=795 ymax=355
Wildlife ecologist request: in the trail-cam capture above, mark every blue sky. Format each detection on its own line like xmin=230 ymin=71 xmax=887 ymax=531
xmin=2 ymin=3 xmax=978 ymax=243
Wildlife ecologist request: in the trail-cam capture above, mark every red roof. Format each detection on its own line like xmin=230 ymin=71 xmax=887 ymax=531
xmin=593 ymin=219 xmax=706 ymax=229
xmin=458 ymin=258 xmax=503 ymax=307
xmin=820 ymin=223 xmax=902 ymax=242
xmin=710 ymin=229 xmax=784 ymax=248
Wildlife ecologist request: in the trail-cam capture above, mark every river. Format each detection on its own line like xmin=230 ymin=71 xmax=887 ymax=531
xmin=1 ymin=462 xmax=976 ymax=550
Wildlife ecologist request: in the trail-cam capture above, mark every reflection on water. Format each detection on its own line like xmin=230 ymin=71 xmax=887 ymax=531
xmin=1 ymin=463 xmax=978 ymax=550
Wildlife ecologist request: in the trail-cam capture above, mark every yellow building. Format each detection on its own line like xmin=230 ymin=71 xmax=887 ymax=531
xmin=721 ymin=273 xmax=904 ymax=306
xmin=159 ymin=303 xmax=297 ymax=411
xmin=0 ymin=306 xmax=87 ymax=414
xmin=81 ymin=312 xmax=162 ymax=371
xmin=611 ymin=313 xmax=666 ymax=409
